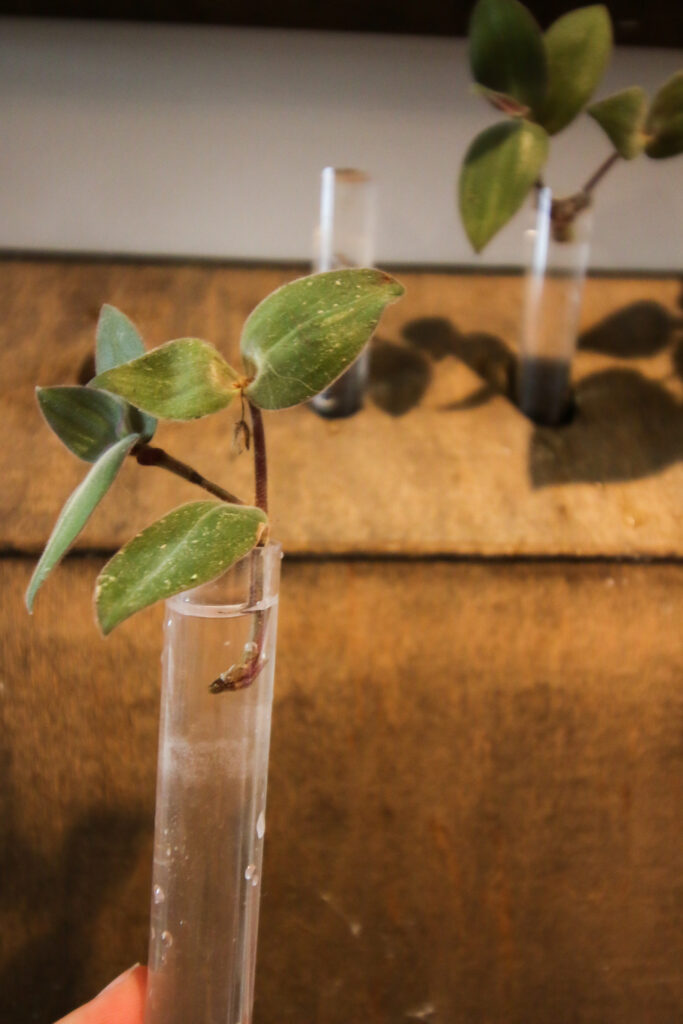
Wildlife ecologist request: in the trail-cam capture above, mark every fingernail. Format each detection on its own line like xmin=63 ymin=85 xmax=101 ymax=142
xmin=97 ymin=963 xmax=141 ymax=998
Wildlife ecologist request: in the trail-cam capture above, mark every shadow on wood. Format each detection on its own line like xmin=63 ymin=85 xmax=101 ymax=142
xmin=529 ymin=368 xmax=683 ymax=487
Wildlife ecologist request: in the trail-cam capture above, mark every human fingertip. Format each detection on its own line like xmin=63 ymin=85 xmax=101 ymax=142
xmin=96 ymin=963 xmax=142 ymax=998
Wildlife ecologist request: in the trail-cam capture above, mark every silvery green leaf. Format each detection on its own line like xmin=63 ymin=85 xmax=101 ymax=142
xmin=459 ymin=120 xmax=549 ymax=252
xmin=96 ymin=304 xmax=145 ymax=374
xmin=242 ymin=269 xmax=404 ymax=410
xmin=537 ymin=6 xmax=612 ymax=135
xmin=25 ymin=433 xmax=138 ymax=613
xmin=92 ymin=339 xmax=241 ymax=420
xmin=95 ymin=304 xmax=157 ymax=439
xmin=469 ymin=0 xmax=547 ymax=111
xmin=645 ymin=72 xmax=683 ymax=159
xmin=37 ymin=385 xmax=137 ymax=462
xmin=587 ymin=87 xmax=648 ymax=158
xmin=95 ymin=501 xmax=268 ymax=634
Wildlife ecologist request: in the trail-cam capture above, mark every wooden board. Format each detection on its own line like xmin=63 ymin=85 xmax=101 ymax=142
xmin=2 ymin=256 xmax=681 ymax=1022
xmin=1 ymin=257 xmax=681 ymax=559
xmin=1 ymin=557 xmax=681 ymax=1023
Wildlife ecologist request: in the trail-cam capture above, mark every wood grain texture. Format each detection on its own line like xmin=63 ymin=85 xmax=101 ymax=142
xmin=2 ymin=558 xmax=681 ymax=1023
xmin=1 ymin=257 xmax=681 ymax=559
xmin=2 ymin=257 xmax=681 ymax=1022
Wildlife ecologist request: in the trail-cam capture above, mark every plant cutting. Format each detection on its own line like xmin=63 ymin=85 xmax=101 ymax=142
xmin=459 ymin=0 xmax=683 ymax=423
xmin=25 ymin=268 xmax=403 ymax=1024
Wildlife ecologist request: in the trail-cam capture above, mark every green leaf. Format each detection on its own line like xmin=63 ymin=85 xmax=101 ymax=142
xmin=95 ymin=501 xmax=268 ymax=634
xmin=92 ymin=339 xmax=241 ymax=420
xmin=537 ymin=5 xmax=612 ymax=135
xmin=96 ymin=304 xmax=145 ymax=374
xmin=95 ymin=304 xmax=157 ymax=440
xmin=469 ymin=0 xmax=547 ymax=111
xmin=645 ymin=72 xmax=683 ymax=159
xmin=25 ymin=433 xmax=138 ymax=613
xmin=37 ymin=385 xmax=138 ymax=462
xmin=587 ymin=87 xmax=648 ymax=158
xmin=459 ymin=120 xmax=549 ymax=252
xmin=242 ymin=269 xmax=405 ymax=410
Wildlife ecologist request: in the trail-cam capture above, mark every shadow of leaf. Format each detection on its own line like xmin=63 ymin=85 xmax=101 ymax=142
xmin=368 ymin=337 xmax=431 ymax=416
xmin=672 ymin=339 xmax=683 ymax=382
xmin=529 ymin=368 xmax=683 ymax=487
xmin=401 ymin=317 xmax=516 ymax=404
xmin=578 ymin=301 xmax=676 ymax=358
xmin=402 ymin=317 xmax=461 ymax=362
xmin=77 ymin=351 xmax=97 ymax=386
xmin=458 ymin=331 xmax=516 ymax=397
xmin=440 ymin=383 xmax=496 ymax=412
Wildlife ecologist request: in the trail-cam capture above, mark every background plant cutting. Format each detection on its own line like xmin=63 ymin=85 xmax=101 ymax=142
xmin=459 ymin=0 xmax=683 ymax=250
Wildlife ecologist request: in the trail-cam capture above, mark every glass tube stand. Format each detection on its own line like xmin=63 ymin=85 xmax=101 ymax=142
xmin=144 ymin=544 xmax=281 ymax=1024
xmin=310 ymin=166 xmax=377 ymax=418
xmin=516 ymin=187 xmax=593 ymax=425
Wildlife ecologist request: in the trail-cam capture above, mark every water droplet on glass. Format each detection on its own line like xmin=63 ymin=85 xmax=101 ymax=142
xmin=161 ymin=930 xmax=173 ymax=948
xmin=256 ymin=811 xmax=265 ymax=839
xmin=244 ymin=641 xmax=258 ymax=656
xmin=250 ymin=872 xmax=259 ymax=887
xmin=245 ymin=863 xmax=256 ymax=881
xmin=165 ymin=846 xmax=172 ymax=857
xmin=153 ymin=885 xmax=165 ymax=905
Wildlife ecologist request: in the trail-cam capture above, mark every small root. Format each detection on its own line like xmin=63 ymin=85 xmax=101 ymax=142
xmin=209 ymin=650 xmax=264 ymax=693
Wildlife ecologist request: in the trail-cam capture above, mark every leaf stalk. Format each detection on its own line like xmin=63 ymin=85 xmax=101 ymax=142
xmin=133 ymin=443 xmax=245 ymax=506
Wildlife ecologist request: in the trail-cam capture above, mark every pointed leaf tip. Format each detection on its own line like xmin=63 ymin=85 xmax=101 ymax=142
xmin=242 ymin=269 xmax=404 ymax=410
xmin=469 ymin=0 xmax=547 ymax=112
xmin=37 ymin=385 xmax=139 ymax=462
xmin=459 ymin=120 xmax=549 ymax=252
xmin=537 ymin=5 xmax=613 ymax=135
xmin=25 ymin=433 xmax=138 ymax=613
xmin=587 ymin=87 xmax=648 ymax=159
xmin=96 ymin=304 xmax=146 ymax=374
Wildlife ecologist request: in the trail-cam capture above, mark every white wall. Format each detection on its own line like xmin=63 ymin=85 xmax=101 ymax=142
xmin=1 ymin=17 xmax=681 ymax=269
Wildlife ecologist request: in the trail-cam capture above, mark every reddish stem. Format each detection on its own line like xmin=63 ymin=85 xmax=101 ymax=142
xmin=248 ymin=401 xmax=268 ymax=515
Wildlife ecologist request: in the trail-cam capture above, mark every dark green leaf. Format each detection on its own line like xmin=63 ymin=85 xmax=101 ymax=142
xmin=25 ymin=433 xmax=138 ymax=613
xmin=242 ymin=269 xmax=405 ymax=410
xmin=37 ymin=385 xmax=139 ymax=462
xmin=92 ymin=339 xmax=241 ymax=420
xmin=469 ymin=0 xmax=547 ymax=111
xmin=587 ymin=87 xmax=648 ymax=158
xmin=645 ymin=72 xmax=683 ymax=159
xmin=95 ymin=501 xmax=268 ymax=634
xmin=95 ymin=304 xmax=157 ymax=439
xmin=459 ymin=120 xmax=549 ymax=252
xmin=537 ymin=5 xmax=612 ymax=134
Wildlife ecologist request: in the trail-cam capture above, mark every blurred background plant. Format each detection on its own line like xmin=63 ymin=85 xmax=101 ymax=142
xmin=459 ymin=0 xmax=683 ymax=251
